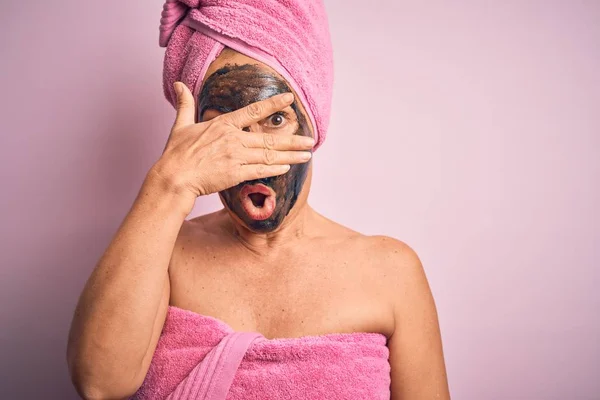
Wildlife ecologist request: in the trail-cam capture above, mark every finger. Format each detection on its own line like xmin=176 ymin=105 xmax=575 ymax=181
xmin=223 ymin=93 xmax=294 ymax=129
xmin=239 ymin=164 xmax=291 ymax=181
xmin=241 ymin=148 xmax=312 ymax=166
xmin=238 ymin=131 xmax=315 ymax=151
xmin=172 ymin=82 xmax=196 ymax=130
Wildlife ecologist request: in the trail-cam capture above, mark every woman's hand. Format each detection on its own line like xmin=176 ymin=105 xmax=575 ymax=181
xmin=148 ymin=81 xmax=314 ymax=210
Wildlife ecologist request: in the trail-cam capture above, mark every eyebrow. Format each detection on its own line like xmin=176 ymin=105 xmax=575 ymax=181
xmin=199 ymin=104 xmax=234 ymax=121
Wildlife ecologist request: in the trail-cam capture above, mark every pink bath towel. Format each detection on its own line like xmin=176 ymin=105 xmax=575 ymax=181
xmin=159 ymin=0 xmax=334 ymax=150
xmin=131 ymin=306 xmax=391 ymax=399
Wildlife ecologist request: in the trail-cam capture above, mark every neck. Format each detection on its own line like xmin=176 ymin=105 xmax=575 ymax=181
xmin=226 ymin=199 xmax=314 ymax=256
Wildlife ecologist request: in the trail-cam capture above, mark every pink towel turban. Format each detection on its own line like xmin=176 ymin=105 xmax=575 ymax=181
xmin=159 ymin=0 xmax=334 ymax=150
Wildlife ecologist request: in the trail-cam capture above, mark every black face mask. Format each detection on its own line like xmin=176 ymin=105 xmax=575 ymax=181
xmin=198 ymin=64 xmax=312 ymax=233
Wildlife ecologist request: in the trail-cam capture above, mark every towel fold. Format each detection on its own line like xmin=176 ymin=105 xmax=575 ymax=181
xmin=158 ymin=0 xmax=334 ymax=150
xmin=132 ymin=306 xmax=391 ymax=399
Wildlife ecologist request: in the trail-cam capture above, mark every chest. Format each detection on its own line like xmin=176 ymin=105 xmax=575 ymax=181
xmin=169 ymin=243 xmax=394 ymax=339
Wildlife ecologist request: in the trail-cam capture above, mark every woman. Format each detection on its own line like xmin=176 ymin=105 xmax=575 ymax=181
xmin=67 ymin=1 xmax=450 ymax=398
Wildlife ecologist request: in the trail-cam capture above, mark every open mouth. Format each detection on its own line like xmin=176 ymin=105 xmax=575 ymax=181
xmin=239 ymin=184 xmax=276 ymax=220
xmin=248 ymin=193 xmax=267 ymax=208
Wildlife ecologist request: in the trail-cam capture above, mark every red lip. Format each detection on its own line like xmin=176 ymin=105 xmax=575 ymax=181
xmin=239 ymin=184 xmax=276 ymax=220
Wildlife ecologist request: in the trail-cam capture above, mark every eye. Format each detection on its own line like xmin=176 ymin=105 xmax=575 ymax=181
xmin=265 ymin=112 xmax=287 ymax=128
xmin=271 ymin=114 xmax=284 ymax=125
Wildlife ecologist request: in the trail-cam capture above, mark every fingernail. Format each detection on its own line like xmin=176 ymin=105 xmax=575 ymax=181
xmin=301 ymin=151 xmax=312 ymax=160
xmin=174 ymin=82 xmax=182 ymax=96
xmin=303 ymin=137 xmax=315 ymax=146
xmin=282 ymin=93 xmax=294 ymax=102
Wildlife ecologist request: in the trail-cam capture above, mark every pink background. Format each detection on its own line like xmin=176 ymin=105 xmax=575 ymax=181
xmin=1 ymin=1 xmax=598 ymax=399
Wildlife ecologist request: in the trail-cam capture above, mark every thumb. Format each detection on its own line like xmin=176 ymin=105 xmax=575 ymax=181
xmin=172 ymin=81 xmax=196 ymax=130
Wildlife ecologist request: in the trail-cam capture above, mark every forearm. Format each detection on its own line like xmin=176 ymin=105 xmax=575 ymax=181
xmin=67 ymin=172 xmax=192 ymax=394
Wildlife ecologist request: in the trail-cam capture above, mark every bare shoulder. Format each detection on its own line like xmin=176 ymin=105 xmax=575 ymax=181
xmin=352 ymin=234 xmax=424 ymax=278
xmin=169 ymin=210 xmax=232 ymax=266
xmin=362 ymin=235 xmax=419 ymax=256
xmin=315 ymin=216 xmax=427 ymax=296
xmin=356 ymin=235 xmax=431 ymax=307
xmin=178 ymin=210 xmax=230 ymax=240
xmin=365 ymin=235 xmax=423 ymax=272
xmin=312 ymin=215 xmax=424 ymax=281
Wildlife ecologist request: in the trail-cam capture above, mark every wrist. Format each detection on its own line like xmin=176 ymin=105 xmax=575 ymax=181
xmin=141 ymin=168 xmax=196 ymax=217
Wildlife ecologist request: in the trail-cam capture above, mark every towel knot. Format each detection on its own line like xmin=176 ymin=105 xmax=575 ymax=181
xmin=159 ymin=0 xmax=205 ymax=47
